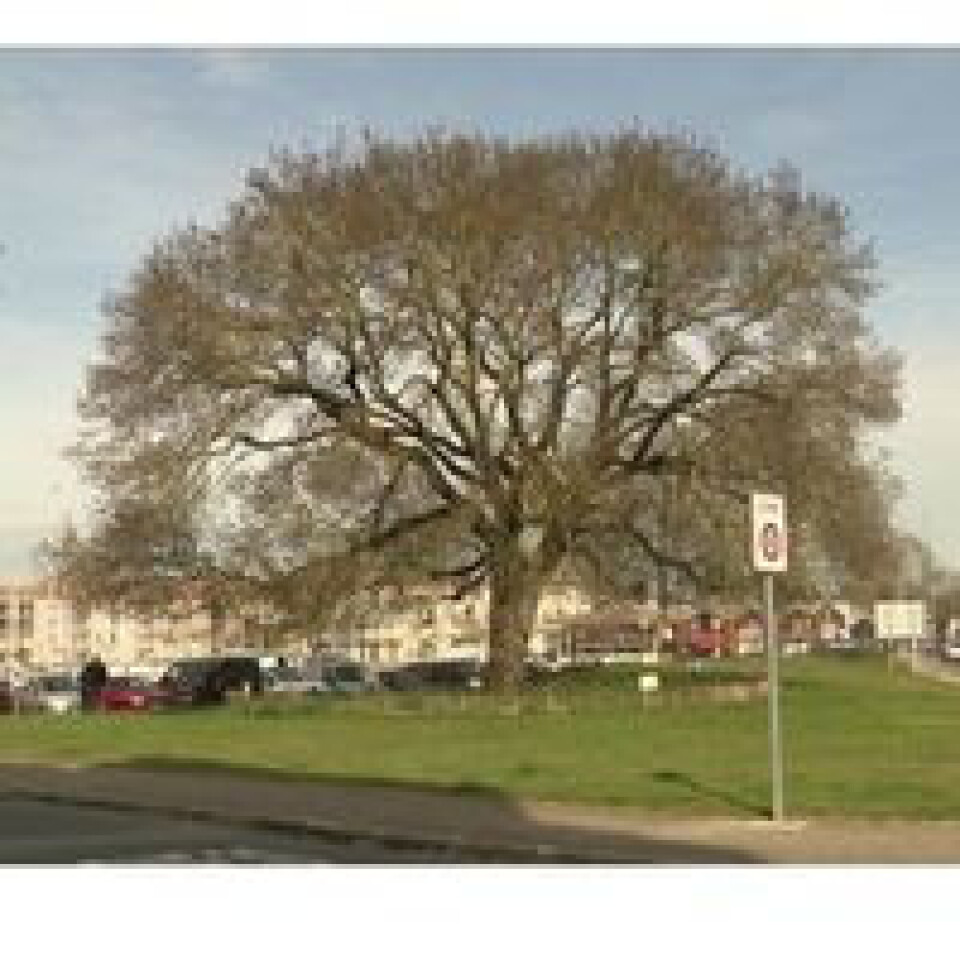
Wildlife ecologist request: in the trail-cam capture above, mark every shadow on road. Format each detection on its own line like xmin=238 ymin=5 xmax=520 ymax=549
xmin=0 ymin=759 xmax=765 ymax=865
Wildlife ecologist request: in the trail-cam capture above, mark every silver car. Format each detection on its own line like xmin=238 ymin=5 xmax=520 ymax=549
xmin=265 ymin=665 xmax=330 ymax=696
xmin=27 ymin=674 xmax=81 ymax=714
xmin=297 ymin=659 xmax=377 ymax=694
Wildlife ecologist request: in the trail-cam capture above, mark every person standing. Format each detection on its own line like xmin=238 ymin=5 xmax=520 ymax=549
xmin=80 ymin=656 xmax=108 ymax=710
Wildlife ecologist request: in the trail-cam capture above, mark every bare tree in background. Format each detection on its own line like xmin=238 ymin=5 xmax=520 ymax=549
xmin=55 ymin=131 xmax=901 ymax=689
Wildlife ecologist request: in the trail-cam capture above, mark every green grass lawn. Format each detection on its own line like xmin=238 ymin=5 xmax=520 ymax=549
xmin=2 ymin=654 xmax=959 ymax=818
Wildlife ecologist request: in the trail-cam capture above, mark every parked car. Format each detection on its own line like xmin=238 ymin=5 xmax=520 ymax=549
xmin=93 ymin=676 xmax=164 ymax=712
xmin=688 ymin=625 xmax=733 ymax=659
xmin=379 ymin=658 xmax=485 ymax=692
xmin=324 ymin=660 xmax=378 ymax=693
xmin=159 ymin=656 xmax=265 ymax=707
xmin=265 ymin=664 xmax=330 ymax=696
xmin=26 ymin=674 xmax=81 ymax=714
xmin=377 ymin=664 xmax=419 ymax=692
xmin=295 ymin=658 xmax=378 ymax=694
xmin=215 ymin=656 xmax=265 ymax=697
xmin=941 ymin=640 xmax=960 ymax=663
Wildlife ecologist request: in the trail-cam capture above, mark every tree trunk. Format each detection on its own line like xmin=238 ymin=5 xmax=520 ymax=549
xmin=487 ymin=535 xmax=541 ymax=692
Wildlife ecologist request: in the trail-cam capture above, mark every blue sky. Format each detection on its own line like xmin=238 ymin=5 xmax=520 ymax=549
xmin=1 ymin=48 xmax=958 ymax=573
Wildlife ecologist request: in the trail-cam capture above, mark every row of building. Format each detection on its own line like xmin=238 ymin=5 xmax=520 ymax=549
xmin=0 ymin=575 xmax=594 ymax=676
xmin=0 ymin=574 xmax=872 ymax=678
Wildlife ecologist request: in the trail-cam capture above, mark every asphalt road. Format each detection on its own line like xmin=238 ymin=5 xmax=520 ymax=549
xmin=0 ymin=798 xmax=454 ymax=865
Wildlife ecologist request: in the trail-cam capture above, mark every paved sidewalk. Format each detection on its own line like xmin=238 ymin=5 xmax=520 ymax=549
xmin=2 ymin=762 xmax=960 ymax=863
xmin=911 ymin=651 xmax=960 ymax=686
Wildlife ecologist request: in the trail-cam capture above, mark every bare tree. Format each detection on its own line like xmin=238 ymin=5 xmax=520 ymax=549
xmin=62 ymin=131 xmax=901 ymax=689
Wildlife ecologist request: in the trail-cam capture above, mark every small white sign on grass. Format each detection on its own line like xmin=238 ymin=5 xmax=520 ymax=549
xmin=875 ymin=602 xmax=925 ymax=640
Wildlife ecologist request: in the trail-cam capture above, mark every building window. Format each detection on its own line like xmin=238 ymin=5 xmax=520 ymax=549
xmin=18 ymin=600 xmax=34 ymax=640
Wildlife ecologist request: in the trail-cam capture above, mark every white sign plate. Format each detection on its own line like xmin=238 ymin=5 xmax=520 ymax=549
xmin=875 ymin=602 xmax=925 ymax=640
xmin=751 ymin=492 xmax=788 ymax=573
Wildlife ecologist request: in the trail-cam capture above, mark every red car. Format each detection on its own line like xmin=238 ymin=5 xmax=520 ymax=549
xmin=686 ymin=620 xmax=733 ymax=658
xmin=93 ymin=677 xmax=166 ymax=712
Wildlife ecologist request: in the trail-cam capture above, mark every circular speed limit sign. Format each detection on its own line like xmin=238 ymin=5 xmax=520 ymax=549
xmin=751 ymin=493 xmax=788 ymax=573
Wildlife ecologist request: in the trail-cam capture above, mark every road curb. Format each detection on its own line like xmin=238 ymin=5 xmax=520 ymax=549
xmin=0 ymin=785 xmax=639 ymax=864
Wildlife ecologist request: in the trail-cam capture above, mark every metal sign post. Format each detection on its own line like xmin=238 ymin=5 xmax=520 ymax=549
xmin=765 ymin=573 xmax=783 ymax=821
xmin=751 ymin=493 xmax=788 ymax=822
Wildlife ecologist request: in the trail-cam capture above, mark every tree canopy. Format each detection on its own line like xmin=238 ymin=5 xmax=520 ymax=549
xmin=55 ymin=130 xmax=902 ymax=687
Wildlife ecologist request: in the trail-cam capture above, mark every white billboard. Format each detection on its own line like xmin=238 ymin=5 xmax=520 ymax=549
xmin=751 ymin=493 xmax=788 ymax=573
xmin=874 ymin=602 xmax=925 ymax=640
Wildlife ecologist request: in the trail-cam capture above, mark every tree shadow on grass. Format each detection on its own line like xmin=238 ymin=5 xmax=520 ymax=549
xmin=651 ymin=769 xmax=769 ymax=818
xmin=102 ymin=755 xmax=510 ymax=799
